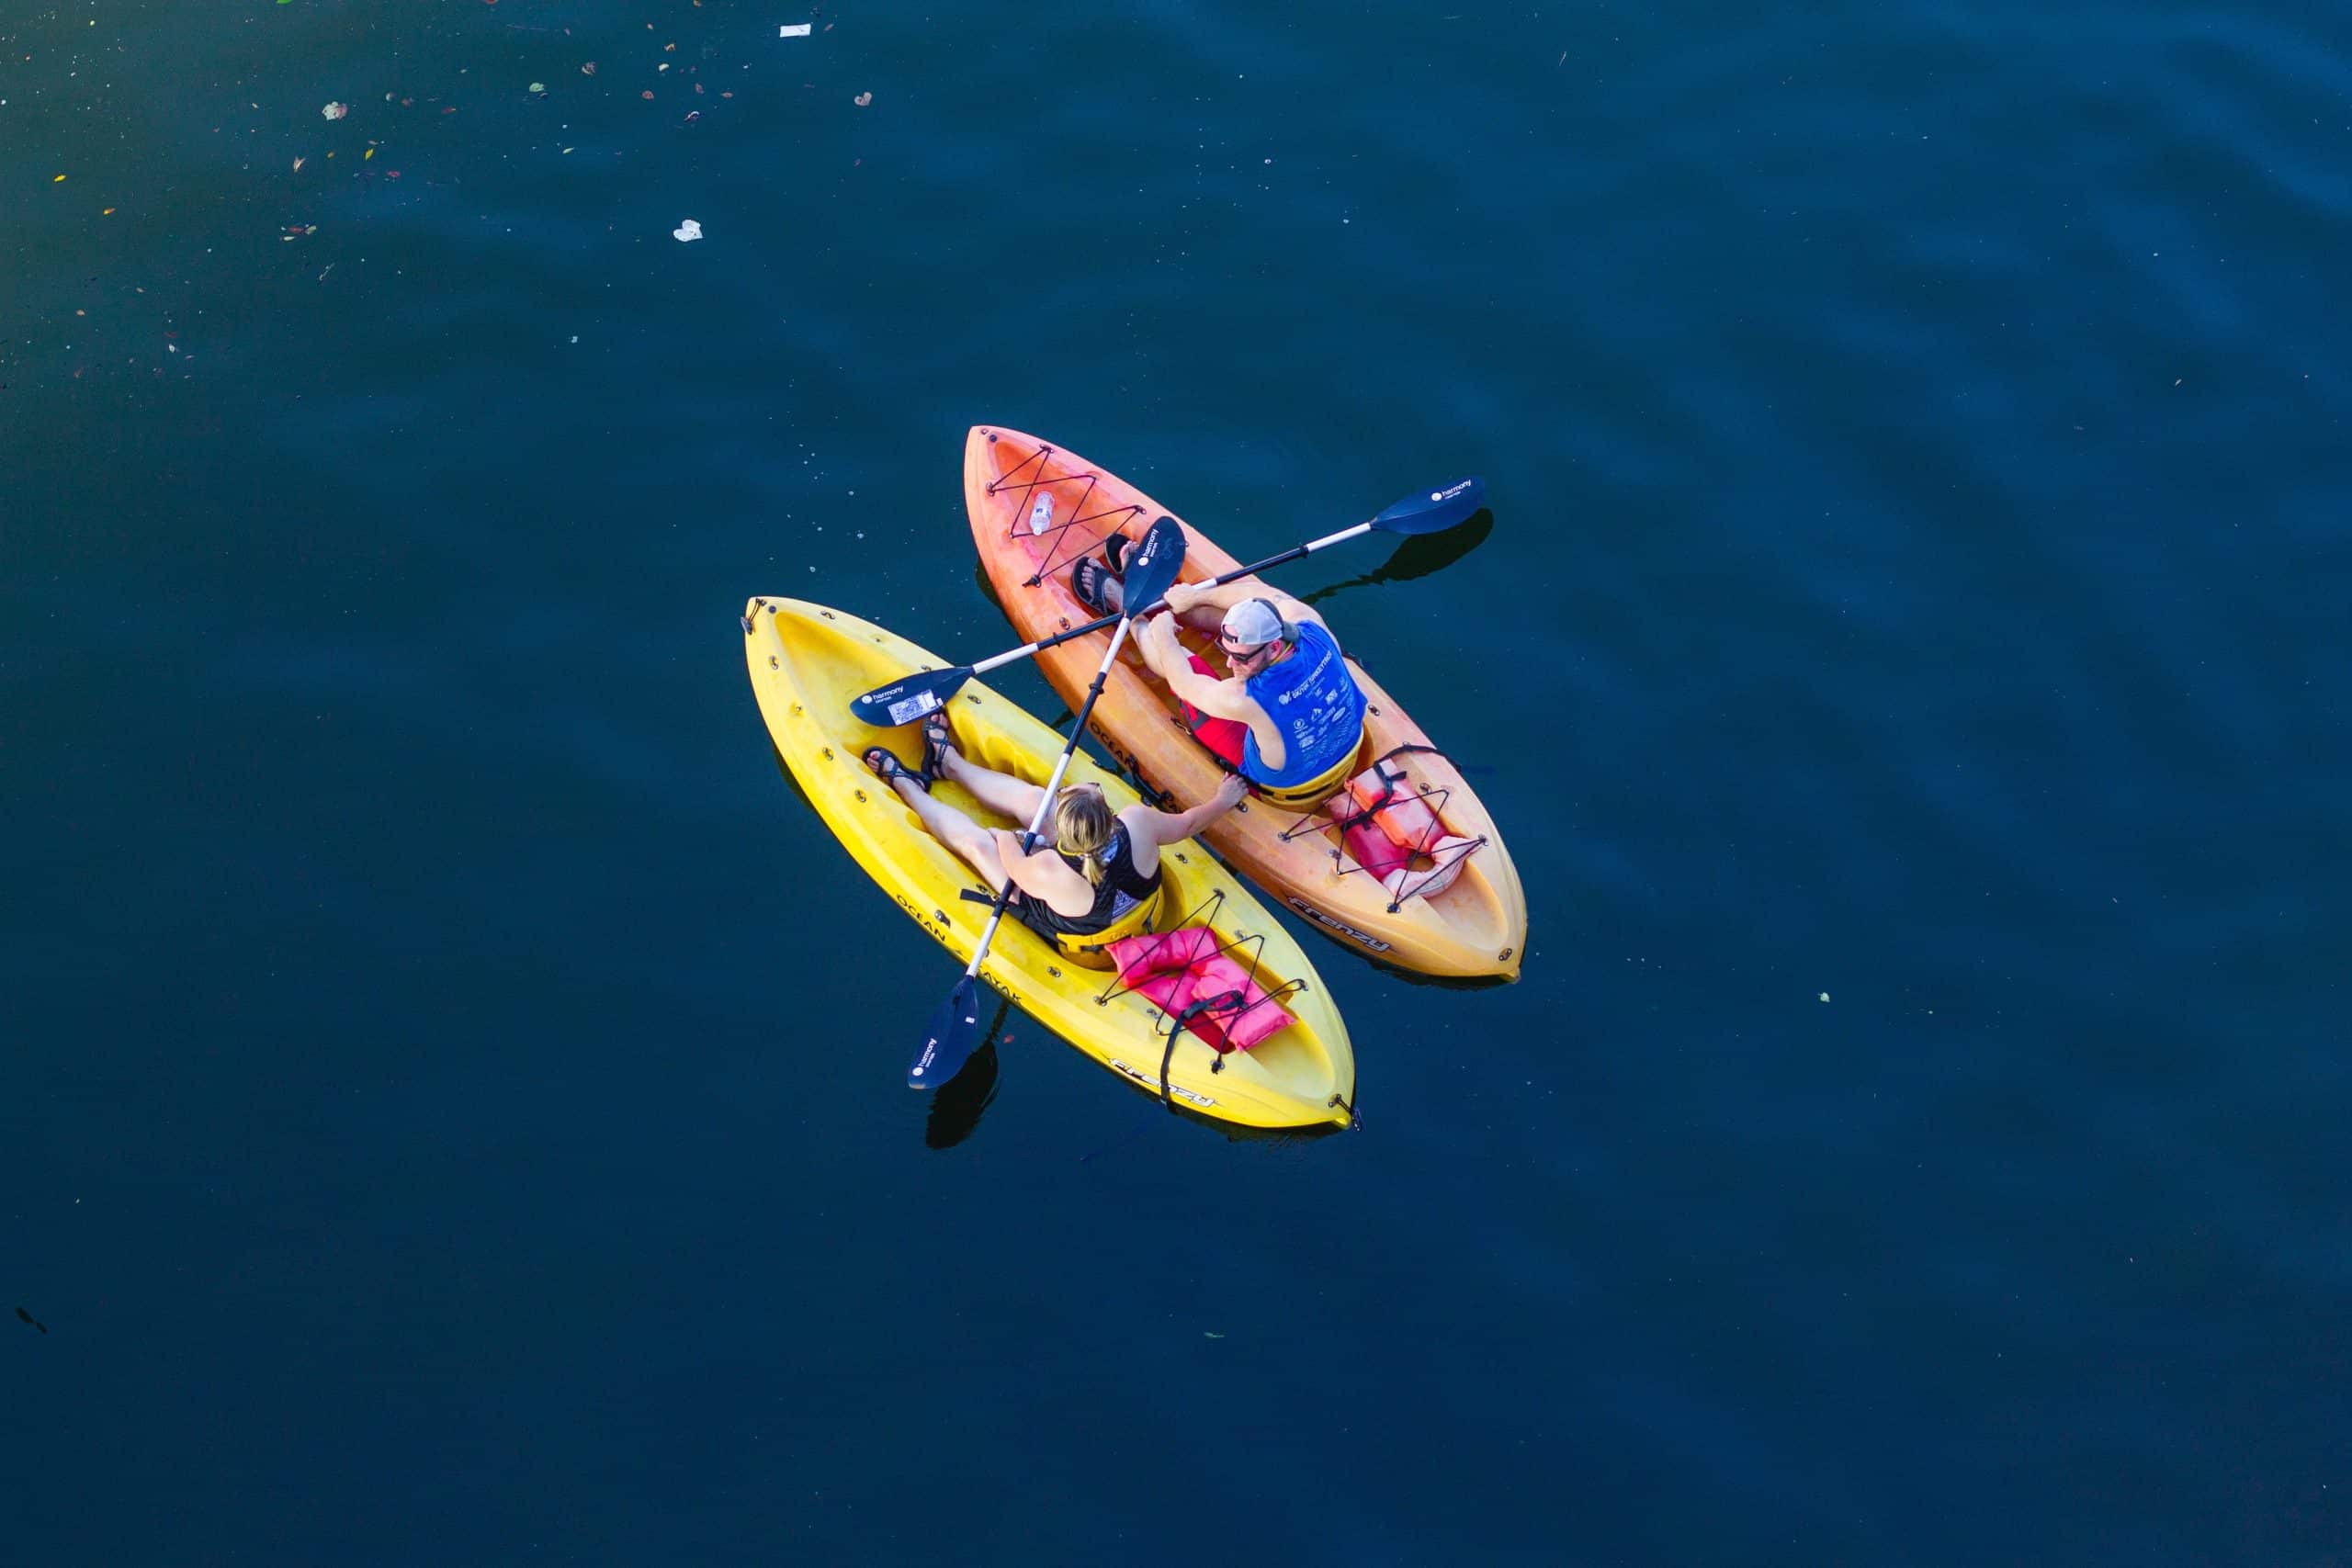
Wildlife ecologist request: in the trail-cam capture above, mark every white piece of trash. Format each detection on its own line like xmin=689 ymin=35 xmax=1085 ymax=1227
xmin=673 ymin=219 xmax=704 ymax=243
xmin=779 ymin=23 xmax=811 ymax=37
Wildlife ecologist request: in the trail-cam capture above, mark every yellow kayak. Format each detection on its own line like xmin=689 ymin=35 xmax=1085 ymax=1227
xmin=741 ymin=595 xmax=1357 ymax=1132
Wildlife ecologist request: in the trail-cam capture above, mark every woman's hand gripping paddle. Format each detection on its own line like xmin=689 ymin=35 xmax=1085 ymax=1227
xmin=849 ymin=478 xmax=1484 ymax=728
xmin=906 ymin=515 xmax=1187 ymax=1090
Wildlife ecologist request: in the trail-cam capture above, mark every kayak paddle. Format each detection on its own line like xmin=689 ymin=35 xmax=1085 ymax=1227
xmin=906 ymin=513 xmax=1187 ymax=1090
xmin=849 ymin=477 xmax=1484 ymax=728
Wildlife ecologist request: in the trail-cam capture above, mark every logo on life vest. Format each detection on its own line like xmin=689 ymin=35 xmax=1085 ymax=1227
xmin=1286 ymin=898 xmax=1393 ymax=953
xmin=1274 ymin=643 xmax=1335 ymax=705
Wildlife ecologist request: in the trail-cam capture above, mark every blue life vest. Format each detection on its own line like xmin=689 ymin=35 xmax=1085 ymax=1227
xmin=1240 ymin=622 xmax=1366 ymax=789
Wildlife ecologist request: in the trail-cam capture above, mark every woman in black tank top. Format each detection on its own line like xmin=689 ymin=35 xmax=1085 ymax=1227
xmin=1015 ymin=818 xmax=1164 ymax=940
xmin=861 ymin=715 xmax=1250 ymax=941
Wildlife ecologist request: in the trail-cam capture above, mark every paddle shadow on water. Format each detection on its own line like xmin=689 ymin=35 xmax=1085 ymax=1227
xmin=1299 ymin=509 xmax=1494 ymax=610
xmin=925 ymin=999 xmax=1008 ymax=1149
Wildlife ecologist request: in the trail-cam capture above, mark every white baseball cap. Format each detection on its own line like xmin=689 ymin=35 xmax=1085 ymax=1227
xmin=1220 ymin=598 xmax=1290 ymax=649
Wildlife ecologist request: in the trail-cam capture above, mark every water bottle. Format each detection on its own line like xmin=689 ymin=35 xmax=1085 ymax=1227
xmin=1026 ymin=494 xmax=1054 ymax=535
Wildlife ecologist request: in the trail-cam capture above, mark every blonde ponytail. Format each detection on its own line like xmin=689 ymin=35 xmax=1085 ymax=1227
xmin=1053 ymin=785 xmax=1117 ymax=887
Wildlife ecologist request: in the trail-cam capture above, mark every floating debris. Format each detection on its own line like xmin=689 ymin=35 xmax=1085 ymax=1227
xmin=854 ymin=91 xmax=873 ymax=107
xmin=780 ymin=23 xmax=811 ymax=37
xmin=322 ymin=101 xmax=348 ymax=119
xmin=673 ymin=218 xmax=703 ymax=242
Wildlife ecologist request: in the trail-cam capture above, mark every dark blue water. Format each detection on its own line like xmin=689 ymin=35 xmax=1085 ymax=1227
xmin=7 ymin=2 xmax=2347 ymax=1562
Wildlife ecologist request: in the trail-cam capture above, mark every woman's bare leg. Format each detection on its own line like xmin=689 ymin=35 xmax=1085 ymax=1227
xmin=884 ymin=771 xmax=1008 ymax=886
xmin=935 ymin=746 xmax=1049 ymax=826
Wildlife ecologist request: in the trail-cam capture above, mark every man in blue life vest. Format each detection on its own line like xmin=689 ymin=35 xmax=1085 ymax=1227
xmin=1133 ymin=581 xmax=1369 ymax=808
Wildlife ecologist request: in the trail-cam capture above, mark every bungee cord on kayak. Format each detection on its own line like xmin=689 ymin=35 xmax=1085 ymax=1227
xmin=978 ymin=442 xmax=1148 ymax=591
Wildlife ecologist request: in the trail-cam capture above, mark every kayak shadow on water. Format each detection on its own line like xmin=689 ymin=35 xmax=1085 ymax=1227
xmin=1351 ymin=937 xmax=1521 ymax=992
xmin=768 ymin=740 xmax=817 ymax=814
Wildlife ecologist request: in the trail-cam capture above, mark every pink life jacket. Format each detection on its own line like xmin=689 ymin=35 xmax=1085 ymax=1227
xmin=1324 ymin=757 xmax=1478 ymax=904
xmin=1102 ymin=927 xmax=1297 ymax=1053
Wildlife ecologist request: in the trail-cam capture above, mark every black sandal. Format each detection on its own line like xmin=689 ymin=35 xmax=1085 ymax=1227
xmin=919 ymin=711 xmax=954 ymax=784
xmin=1102 ymin=531 xmax=1132 ymax=575
xmin=862 ymin=746 xmax=930 ymax=793
xmin=1069 ymin=558 xmax=1126 ymax=615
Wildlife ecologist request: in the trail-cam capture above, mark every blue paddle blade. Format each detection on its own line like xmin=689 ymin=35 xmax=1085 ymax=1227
xmin=849 ymin=667 xmax=967 ymax=728
xmin=910 ymin=975 xmax=986 ymax=1089
xmin=1120 ymin=514 xmax=1187 ymax=615
xmin=1372 ymin=477 xmax=1485 ymax=536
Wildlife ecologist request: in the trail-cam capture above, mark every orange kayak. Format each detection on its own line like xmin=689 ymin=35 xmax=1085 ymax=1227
xmin=965 ymin=425 xmax=1527 ymax=980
